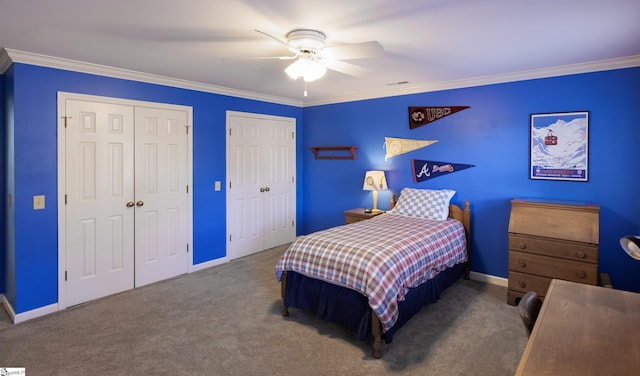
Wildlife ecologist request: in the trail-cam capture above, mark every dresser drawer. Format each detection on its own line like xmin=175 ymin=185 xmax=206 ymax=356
xmin=508 ymin=271 xmax=552 ymax=297
xmin=345 ymin=216 xmax=363 ymax=224
xmin=509 ymin=250 xmax=598 ymax=285
xmin=508 ymin=234 xmax=597 ymax=263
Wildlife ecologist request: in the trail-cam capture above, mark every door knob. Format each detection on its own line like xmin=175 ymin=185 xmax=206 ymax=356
xmin=264 ymin=187 xmax=270 ymax=192
xmin=126 ymin=201 xmax=134 ymax=207
xmin=136 ymin=200 xmax=144 ymax=207
xmin=260 ymin=187 xmax=265 ymax=192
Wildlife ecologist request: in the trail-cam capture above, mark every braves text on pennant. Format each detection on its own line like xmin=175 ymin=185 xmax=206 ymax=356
xmin=411 ymin=159 xmax=475 ymax=183
xmin=409 ymin=106 xmax=470 ymax=129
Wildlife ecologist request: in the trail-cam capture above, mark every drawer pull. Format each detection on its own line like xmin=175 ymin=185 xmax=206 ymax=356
xmin=518 ymin=242 xmax=526 ymax=249
xmin=576 ymin=251 xmax=586 ymax=259
xmin=577 ymin=270 xmax=586 ymax=278
xmin=518 ymin=280 xmax=526 ymax=288
xmin=518 ymin=260 xmax=527 ymax=268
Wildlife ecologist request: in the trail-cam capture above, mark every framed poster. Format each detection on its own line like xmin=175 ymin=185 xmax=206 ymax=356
xmin=530 ymin=111 xmax=589 ymax=181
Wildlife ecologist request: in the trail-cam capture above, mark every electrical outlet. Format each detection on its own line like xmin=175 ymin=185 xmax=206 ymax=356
xmin=33 ymin=195 xmax=45 ymax=210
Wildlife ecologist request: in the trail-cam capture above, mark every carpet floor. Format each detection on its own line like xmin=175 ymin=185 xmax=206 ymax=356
xmin=0 ymin=245 xmax=527 ymax=375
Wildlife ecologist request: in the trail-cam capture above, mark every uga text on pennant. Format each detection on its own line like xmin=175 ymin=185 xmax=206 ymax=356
xmin=409 ymin=106 xmax=470 ymax=129
xmin=412 ymin=159 xmax=475 ymax=183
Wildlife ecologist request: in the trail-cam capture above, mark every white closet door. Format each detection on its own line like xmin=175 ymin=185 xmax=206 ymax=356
xmin=226 ymin=111 xmax=296 ymax=260
xmin=61 ymin=94 xmax=192 ymax=308
xmin=64 ymin=99 xmax=135 ymax=307
xmin=227 ymin=114 xmax=265 ymax=259
xmin=261 ymin=118 xmax=296 ymax=249
xmin=134 ymin=106 xmax=190 ymax=287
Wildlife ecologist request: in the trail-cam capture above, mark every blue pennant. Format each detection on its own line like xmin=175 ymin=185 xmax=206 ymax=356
xmin=412 ymin=159 xmax=475 ymax=182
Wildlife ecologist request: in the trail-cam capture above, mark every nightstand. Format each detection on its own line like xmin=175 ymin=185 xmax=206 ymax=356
xmin=344 ymin=208 xmax=384 ymax=224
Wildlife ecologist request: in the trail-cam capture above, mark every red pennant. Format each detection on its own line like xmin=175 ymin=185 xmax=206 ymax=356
xmin=409 ymin=106 xmax=470 ymax=129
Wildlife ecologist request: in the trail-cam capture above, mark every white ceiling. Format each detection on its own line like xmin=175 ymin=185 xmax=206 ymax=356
xmin=1 ymin=0 xmax=639 ymax=106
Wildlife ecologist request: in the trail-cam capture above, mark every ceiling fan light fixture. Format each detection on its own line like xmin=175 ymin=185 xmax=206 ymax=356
xmin=286 ymin=29 xmax=326 ymax=52
xmin=285 ymin=56 xmax=327 ymax=82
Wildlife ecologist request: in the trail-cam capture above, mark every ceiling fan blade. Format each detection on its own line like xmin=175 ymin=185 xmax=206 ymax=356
xmin=322 ymin=41 xmax=383 ymax=60
xmin=222 ymin=54 xmax=297 ymax=61
xmin=254 ymin=29 xmax=294 ymax=51
xmin=323 ymin=59 xmax=371 ymax=77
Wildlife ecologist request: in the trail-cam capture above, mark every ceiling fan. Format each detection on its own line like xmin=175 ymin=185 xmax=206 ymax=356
xmin=252 ymin=29 xmax=384 ymax=86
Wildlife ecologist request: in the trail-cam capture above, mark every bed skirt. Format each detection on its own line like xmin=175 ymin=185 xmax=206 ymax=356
xmin=282 ymin=262 xmax=465 ymax=344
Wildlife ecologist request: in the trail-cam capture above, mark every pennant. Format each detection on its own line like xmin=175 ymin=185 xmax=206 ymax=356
xmin=412 ymin=159 xmax=475 ymax=183
xmin=409 ymin=106 xmax=470 ymax=129
xmin=385 ymin=137 xmax=438 ymax=160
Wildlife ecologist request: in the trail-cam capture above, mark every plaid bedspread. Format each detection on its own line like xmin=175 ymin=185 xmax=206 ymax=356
xmin=275 ymin=212 xmax=467 ymax=332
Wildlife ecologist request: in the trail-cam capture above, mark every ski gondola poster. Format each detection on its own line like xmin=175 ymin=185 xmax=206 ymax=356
xmin=530 ymin=111 xmax=589 ymax=181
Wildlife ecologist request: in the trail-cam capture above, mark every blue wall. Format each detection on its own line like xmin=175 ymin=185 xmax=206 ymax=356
xmin=301 ymin=67 xmax=640 ymax=293
xmin=3 ymin=63 xmax=303 ymax=313
xmin=2 ymin=61 xmax=639 ymax=316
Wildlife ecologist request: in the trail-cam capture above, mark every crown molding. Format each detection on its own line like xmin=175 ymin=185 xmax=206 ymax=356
xmin=304 ymin=55 xmax=640 ymax=107
xmin=3 ymin=48 xmax=639 ymax=108
xmin=2 ymin=48 xmax=303 ymax=107
xmin=0 ymin=48 xmax=13 ymax=74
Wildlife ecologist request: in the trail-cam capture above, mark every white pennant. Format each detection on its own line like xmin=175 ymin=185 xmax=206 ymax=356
xmin=384 ymin=137 xmax=438 ymax=160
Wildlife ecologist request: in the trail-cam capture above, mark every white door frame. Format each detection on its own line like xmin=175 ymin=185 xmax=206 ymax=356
xmin=57 ymin=92 xmax=193 ymax=310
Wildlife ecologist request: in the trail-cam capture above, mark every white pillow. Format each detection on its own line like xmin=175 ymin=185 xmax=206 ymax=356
xmin=391 ymin=188 xmax=456 ymax=221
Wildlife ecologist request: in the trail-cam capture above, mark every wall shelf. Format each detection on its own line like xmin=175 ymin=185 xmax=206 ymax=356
xmin=310 ymin=146 xmax=357 ymax=160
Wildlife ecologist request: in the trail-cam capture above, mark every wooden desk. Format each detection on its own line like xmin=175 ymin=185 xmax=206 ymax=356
xmin=516 ymin=279 xmax=640 ymax=375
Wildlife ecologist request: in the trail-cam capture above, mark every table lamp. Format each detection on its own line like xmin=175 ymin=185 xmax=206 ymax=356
xmin=363 ymin=170 xmax=387 ymax=213
xmin=619 ymin=235 xmax=640 ymax=260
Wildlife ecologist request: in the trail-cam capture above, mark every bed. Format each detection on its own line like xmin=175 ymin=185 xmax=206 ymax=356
xmin=275 ymin=188 xmax=471 ymax=358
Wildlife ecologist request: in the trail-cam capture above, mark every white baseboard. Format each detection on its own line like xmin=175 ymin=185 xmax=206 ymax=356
xmin=190 ymin=256 xmax=229 ymax=273
xmin=15 ymin=303 xmax=59 ymax=324
xmin=2 ymin=294 xmax=59 ymax=324
xmin=1 ymin=293 xmax=16 ymax=323
xmin=469 ymin=271 xmax=508 ymax=287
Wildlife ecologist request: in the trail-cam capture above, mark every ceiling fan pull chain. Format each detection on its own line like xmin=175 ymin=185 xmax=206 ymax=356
xmin=304 ymin=81 xmax=308 ymax=97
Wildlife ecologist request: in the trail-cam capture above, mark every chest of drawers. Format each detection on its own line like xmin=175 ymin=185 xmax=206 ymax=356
xmin=507 ymin=199 xmax=599 ymax=305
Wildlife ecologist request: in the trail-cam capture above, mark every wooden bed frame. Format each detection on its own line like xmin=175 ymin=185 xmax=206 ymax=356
xmin=280 ymin=198 xmax=471 ymax=358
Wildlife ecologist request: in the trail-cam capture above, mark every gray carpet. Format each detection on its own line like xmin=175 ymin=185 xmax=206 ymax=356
xmin=0 ymin=245 xmax=527 ymax=375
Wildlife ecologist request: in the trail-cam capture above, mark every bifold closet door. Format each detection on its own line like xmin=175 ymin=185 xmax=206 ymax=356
xmin=64 ymin=99 xmax=136 ymax=307
xmin=133 ymin=106 xmax=189 ymax=287
xmin=226 ymin=112 xmax=296 ymax=260
xmin=64 ymin=100 xmax=190 ymax=306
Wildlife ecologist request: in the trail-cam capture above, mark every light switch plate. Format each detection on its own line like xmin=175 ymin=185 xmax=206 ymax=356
xmin=33 ymin=195 xmax=45 ymax=210
xmin=214 ymin=181 xmax=221 ymax=191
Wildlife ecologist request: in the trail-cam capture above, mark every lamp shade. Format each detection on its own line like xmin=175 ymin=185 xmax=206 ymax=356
xmin=620 ymin=235 xmax=640 ymax=260
xmin=363 ymin=170 xmax=388 ymax=191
